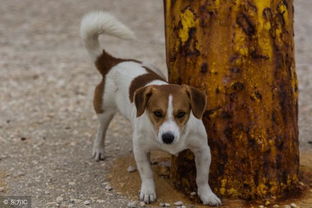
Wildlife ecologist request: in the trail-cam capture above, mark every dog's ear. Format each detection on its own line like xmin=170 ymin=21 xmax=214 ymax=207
xmin=134 ymin=86 xmax=153 ymax=117
xmin=183 ymin=85 xmax=207 ymax=119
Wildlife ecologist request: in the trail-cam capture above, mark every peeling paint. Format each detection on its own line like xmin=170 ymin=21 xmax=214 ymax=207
xmin=254 ymin=1 xmax=271 ymax=29
xmin=178 ymin=9 xmax=196 ymax=43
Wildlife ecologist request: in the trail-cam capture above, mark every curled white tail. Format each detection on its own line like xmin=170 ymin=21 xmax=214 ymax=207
xmin=80 ymin=11 xmax=136 ymax=61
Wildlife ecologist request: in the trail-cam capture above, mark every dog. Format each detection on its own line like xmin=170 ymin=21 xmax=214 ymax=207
xmin=80 ymin=11 xmax=221 ymax=206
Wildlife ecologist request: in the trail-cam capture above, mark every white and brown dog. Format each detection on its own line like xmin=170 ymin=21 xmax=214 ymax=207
xmin=80 ymin=11 xmax=221 ymax=206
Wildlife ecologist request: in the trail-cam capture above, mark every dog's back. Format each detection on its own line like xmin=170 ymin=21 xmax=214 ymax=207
xmin=80 ymin=11 xmax=167 ymax=120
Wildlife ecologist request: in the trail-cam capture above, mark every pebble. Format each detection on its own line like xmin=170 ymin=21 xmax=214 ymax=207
xmin=127 ymin=165 xmax=137 ymax=173
xmin=0 ymin=187 xmax=4 ymax=192
xmin=174 ymin=201 xmax=183 ymax=206
xmin=139 ymin=201 xmax=145 ymax=207
xmin=73 ymin=199 xmax=82 ymax=203
xmin=160 ymin=202 xmax=172 ymax=207
xmin=46 ymin=202 xmax=58 ymax=206
xmin=97 ymin=199 xmax=105 ymax=203
xmin=14 ymin=171 xmax=25 ymax=177
xmin=290 ymin=203 xmax=297 ymax=208
xmin=105 ymin=185 xmax=113 ymax=191
xmin=190 ymin=192 xmax=196 ymax=196
xmin=127 ymin=201 xmax=137 ymax=207
xmin=273 ymin=205 xmax=279 ymax=208
xmin=283 ymin=205 xmax=291 ymax=208
xmin=56 ymin=196 xmax=63 ymax=203
xmin=68 ymin=181 xmax=75 ymax=186
xmin=258 ymin=205 xmax=264 ymax=208
xmin=83 ymin=200 xmax=91 ymax=205
xmin=90 ymin=197 xmax=97 ymax=201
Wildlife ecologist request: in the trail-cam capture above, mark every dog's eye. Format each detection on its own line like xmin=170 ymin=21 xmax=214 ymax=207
xmin=153 ymin=111 xmax=163 ymax=118
xmin=176 ymin=111 xmax=186 ymax=118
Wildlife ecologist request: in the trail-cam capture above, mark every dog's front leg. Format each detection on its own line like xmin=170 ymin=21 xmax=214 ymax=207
xmin=133 ymin=134 xmax=156 ymax=204
xmin=192 ymin=145 xmax=221 ymax=206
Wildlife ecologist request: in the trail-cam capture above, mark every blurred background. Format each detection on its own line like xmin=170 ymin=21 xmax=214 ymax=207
xmin=0 ymin=0 xmax=311 ymax=207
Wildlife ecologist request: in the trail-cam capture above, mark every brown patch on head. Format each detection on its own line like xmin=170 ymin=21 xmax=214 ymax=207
xmin=134 ymin=85 xmax=154 ymax=117
xmin=93 ymin=50 xmax=140 ymax=113
xmin=183 ymin=85 xmax=207 ymax=119
xmin=134 ymin=84 xmax=206 ymax=132
xmin=129 ymin=67 xmax=166 ymax=102
xmin=147 ymin=85 xmax=193 ymax=132
xmin=144 ymin=86 xmax=172 ymax=131
xmin=171 ymin=88 xmax=192 ymax=129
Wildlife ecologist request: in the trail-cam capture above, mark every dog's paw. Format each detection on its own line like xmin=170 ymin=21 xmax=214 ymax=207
xmin=139 ymin=181 xmax=156 ymax=204
xmin=198 ymin=188 xmax=222 ymax=206
xmin=92 ymin=146 xmax=105 ymax=161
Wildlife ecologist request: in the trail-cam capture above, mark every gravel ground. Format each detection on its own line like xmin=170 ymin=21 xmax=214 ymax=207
xmin=0 ymin=0 xmax=311 ymax=208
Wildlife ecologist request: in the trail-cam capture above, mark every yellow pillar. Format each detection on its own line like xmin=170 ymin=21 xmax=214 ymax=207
xmin=165 ymin=0 xmax=299 ymax=199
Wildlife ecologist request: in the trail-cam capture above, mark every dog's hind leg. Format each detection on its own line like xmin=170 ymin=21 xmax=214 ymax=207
xmin=92 ymin=111 xmax=114 ymax=161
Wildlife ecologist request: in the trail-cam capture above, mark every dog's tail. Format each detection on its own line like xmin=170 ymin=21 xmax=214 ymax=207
xmin=80 ymin=11 xmax=135 ymax=61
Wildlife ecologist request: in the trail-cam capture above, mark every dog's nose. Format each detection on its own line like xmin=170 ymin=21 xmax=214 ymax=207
xmin=162 ymin=133 xmax=174 ymax=144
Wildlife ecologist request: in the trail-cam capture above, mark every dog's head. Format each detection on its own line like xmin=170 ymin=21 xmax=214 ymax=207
xmin=134 ymin=84 xmax=207 ymax=145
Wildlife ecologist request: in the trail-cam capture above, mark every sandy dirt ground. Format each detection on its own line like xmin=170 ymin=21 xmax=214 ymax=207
xmin=0 ymin=0 xmax=311 ymax=208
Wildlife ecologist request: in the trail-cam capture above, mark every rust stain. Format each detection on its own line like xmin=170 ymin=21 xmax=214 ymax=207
xmin=236 ymin=13 xmax=256 ymax=36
